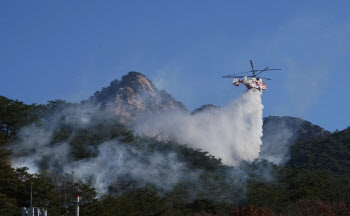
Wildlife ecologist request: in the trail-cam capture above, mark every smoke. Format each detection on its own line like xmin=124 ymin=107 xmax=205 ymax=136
xmin=134 ymin=89 xmax=264 ymax=166
xmin=65 ymin=141 xmax=197 ymax=195
xmin=10 ymin=103 xmax=199 ymax=195
xmin=260 ymin=122 xmax=295 ymax=165
xmin=259 ymin=116 xmax=321 ymax=166
xmin=12 ymin=134 xmax=193 ymax=195
xmin=10 ymin=89 xmax=269 ymax=200
xmin=11 ymin=126 xmax=59 ymax=174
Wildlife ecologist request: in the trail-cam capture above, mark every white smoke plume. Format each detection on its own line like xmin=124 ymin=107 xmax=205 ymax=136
xmin=260 ymin=123 xmax=295 ymax=165
xmin=10 ymin=103 xmax=198 ymax=195
xmin=11 ymin=129 xmax=196 ymax=195
xmin=10 ymin=89 xmax=267 ymax=199
xmin=134 ymin=89 xmax=264 ymax=166
xmin=66 ymin=141 xmax=196 ymax=195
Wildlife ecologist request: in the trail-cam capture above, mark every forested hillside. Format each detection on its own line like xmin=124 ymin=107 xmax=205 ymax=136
xmin=1 ymin=92 xmax=350 ymax=215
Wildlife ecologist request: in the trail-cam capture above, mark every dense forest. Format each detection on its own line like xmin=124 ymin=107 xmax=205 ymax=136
xmin=1 ymin=95 xmax=350 ymax=215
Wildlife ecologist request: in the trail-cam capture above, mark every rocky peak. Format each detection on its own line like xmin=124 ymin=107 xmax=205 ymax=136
xmin=89 ymin=72 xmax=187 ymax=125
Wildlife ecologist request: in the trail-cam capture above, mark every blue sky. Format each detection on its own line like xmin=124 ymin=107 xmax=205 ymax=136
xmin=1 ymin=1 xmax=349 ymax=132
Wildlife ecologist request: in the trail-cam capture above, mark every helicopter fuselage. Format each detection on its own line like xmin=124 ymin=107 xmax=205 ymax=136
xmin=233 ymin=76 xmax=267 ymax=91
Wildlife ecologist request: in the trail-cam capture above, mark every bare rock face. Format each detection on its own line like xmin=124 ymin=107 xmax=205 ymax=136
xmin=89 ymin=72 xmax=187 ymax=125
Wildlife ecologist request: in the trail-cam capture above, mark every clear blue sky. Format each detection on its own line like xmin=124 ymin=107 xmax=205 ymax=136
xmin=1 ymin=1 xmax=349 ymax=132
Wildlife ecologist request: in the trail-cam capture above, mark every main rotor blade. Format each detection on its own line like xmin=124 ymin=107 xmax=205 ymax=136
xmin=250 ymin=60 xmax=254 ymax=71
xmin=222 ymin=75 xmax=245 ymax=78
xmin=255 ymin=66 xmax=270 ymax=76
xmin=256 ymin=68 xmax=282 ymax=75
xmin=228 ymin=71 xmax=255 ymax=75
xmin=246 ymin=75 xmax=271 ymax=80
xmin=266 ymin=69 xmax=281 ymax=71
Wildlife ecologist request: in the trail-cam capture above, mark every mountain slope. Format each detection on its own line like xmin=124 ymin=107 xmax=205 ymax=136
xmin=287 ymin=127 xmax=350 ymax=176
xmin=260 ymin=116 xmax=331 ymax=165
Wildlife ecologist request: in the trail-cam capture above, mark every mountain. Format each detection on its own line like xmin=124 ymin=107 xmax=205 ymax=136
xmin=89 ymin=72 xmax=187 ymax=125
xmin=1 ymin=72 xmax=350 ymax=215
xmin=287 ymin=127 xmax=350 ymax=176
xmin=191 ymin=104 xmax=219 ymax=115
xmin=260 ymin=116 xmax=331 ymax=165
xmin=88 ymin=74 xmax=333 ymax=167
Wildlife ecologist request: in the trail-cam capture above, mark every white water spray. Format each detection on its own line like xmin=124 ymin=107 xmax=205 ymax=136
xmin=135 ymin=89 xmax=264 ymax=165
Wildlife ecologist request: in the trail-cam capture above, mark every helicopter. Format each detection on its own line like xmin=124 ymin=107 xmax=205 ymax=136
xmin=222 ymin=60 xmax=281 ymax=92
